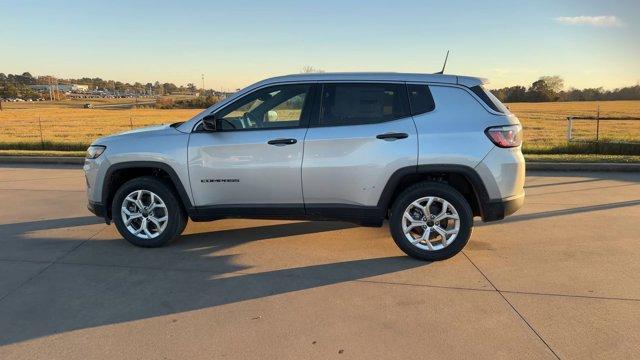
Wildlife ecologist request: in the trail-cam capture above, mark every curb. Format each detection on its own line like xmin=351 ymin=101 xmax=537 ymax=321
xmin=0 ymin=157 xmax=639 ymax=172
xmin=0 ymin=156 xmax=84 ymax=165
xmin=526 ymin=162 xmax=640 ymax=172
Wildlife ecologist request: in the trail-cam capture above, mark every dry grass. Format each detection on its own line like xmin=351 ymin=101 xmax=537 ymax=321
xmin=507 ymin=101 xmax=640 ymax=148
xmin=0 ymin=107 xmax=201 ymax=150
xmin=0 ymin=100 xmax=638 ymax=153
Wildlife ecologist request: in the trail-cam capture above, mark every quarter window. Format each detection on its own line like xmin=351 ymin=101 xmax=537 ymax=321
xmin=319 ymin=83 xmax=409 ymax=126
xmin=470 ymin=85 xmax=510 ymax=114
xmin=215 ymin=84 xmax=311 ymax=130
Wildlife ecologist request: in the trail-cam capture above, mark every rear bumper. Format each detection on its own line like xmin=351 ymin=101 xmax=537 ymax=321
xmin=482 ymin=193 xmax=524 ymax=222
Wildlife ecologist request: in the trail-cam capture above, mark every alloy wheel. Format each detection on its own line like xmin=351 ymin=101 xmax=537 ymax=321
xmin=401 ymin=196 xmax=460 ymax=251
xmin=121 ymin=190 xmax=169 ymax=239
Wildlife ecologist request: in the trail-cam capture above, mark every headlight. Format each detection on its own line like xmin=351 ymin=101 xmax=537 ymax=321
xmin=86 ymin=145 xmax=106 ymax=159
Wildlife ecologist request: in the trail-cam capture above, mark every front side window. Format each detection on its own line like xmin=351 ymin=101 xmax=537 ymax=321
xmin=319 ymin=83 xmax=409 ymax=126
xmin=215 ymin=84 xmax=311 ymax=130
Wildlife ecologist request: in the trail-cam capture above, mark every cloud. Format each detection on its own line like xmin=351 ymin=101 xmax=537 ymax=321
xmin=555 ymin=15 xmax=624 ymax=27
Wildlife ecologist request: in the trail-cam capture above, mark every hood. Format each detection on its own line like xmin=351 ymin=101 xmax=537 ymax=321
xmin=92 ymin=124 xmax=175 ymax=145
xmin=116 ymin=124 xmax=171 ymax=136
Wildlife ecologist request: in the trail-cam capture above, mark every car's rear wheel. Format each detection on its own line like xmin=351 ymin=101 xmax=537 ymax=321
xmin=389 ymin=182 xmax=473 ymax=261
xmin=112 ymin=176 xmax=187 ymax=247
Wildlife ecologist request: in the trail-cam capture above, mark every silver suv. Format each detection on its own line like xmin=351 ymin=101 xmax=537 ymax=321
xmin=84 ymin=72 xmax=524 ymax=261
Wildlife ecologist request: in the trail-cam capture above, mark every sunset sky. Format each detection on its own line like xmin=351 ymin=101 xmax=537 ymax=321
xmin=1 ymin=0 xmax=639 ymax=90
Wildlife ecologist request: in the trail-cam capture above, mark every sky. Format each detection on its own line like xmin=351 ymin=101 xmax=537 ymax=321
xmin=1 ymin=0 xmax=639 ymax=90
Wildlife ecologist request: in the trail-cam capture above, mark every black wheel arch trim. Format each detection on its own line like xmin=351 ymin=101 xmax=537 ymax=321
xmin=101 ymin=161 xmax=195 ymax=219
xmin=97 ymin=162 xmax=504 ymax=224
xmin=377 ymin=164 xmax=501 ymax=222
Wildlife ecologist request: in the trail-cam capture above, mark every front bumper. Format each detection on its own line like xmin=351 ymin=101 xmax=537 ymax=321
xmin=482 ymin=193 xmax=524 ymax=222
xmin=87 ymin=201 xmax=110 ymax=224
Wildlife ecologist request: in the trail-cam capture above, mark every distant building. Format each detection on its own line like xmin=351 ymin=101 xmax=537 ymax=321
xmin=29 ymin=84 xmax=89 ymax=92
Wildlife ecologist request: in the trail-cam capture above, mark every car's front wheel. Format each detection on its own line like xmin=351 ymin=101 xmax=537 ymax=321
xmin=112 ymin=176 xmax=187 ymax=247
xmin=389 ymin=182 xmax=473 ymax=261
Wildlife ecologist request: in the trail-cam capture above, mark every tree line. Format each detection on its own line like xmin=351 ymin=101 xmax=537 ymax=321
xmin=490 ymin=75 xmax=640 ymax=103
xmin=0 ymin=72 xmax=199 ymax=99
xmin=2 ymin=71 xmax=640 ymax=103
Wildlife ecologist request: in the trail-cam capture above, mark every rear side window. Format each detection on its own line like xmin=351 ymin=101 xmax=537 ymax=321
xmin=319 ymin=83 xmax=409 ymax=126
xmin=470 ymin=85 xmax=510 ymax=114
xmin=407 ymin=84 xmax=435 ymax=115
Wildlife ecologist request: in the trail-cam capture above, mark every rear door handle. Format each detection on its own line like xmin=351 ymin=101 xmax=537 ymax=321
xmin=268 ymin=138 xmax=297 ymax=146
xmin=376 ymin=132 xmax=408 ymax=140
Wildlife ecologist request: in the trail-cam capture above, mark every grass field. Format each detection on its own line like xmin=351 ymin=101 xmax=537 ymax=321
xmin=0 ymin=100 xmax=638 ymax=154
xmin=507 ymin=101 xmax=640 ymax=154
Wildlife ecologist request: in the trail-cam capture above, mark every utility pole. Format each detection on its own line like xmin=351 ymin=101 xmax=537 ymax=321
xmin=55 ymin=78 xmax=60 ymax=101
xmin=48 ymin=77 xmax=53 ymax=101
xmin=201 ymin=73 xmax=205 ymax=94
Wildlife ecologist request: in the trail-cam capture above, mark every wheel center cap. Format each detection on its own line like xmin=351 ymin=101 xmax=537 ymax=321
xmin=426 ymin=220 xmax=435 ymax=227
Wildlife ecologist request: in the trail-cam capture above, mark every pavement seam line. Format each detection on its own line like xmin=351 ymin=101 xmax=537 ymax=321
xmin=55 ymin=225 xmax=110 ymax=262
xmin=462 ymin=251 xmax=562 ymax=360
xmin=0 ymin=224 xmax=108 ymax=305
xmin=51 ymin=259 xmax=497 ymax=293
xmin=0 ymin=261 xmax=55 ymax=304
xmin=4 ymin=255 xmax=637 ymax=303
xmin=499 ymin=290 xmax=640 ymax=303
xmin=0 ymin=258 xmax=52 ymax=264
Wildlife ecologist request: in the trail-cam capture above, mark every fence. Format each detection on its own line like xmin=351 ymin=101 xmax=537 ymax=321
xmin=566 ymin=116 xmax=640 ymax=142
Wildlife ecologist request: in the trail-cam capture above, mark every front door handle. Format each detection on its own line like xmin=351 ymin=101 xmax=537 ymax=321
xmin=376 ymin=132 xmax=408 ymax=141
xmin=268 ymin=138 xmax=297 ymax=146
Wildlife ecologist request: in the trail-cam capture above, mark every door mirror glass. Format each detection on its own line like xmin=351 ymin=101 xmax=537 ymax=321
xmin=202 ymin=114 xmax=217 ymax=131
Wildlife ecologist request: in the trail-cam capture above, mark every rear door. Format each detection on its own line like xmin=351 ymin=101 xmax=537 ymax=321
xmin=188 ymin=83 xmax=316 ymax=210
xmin=302 ymin=82 xmax=418 ymax=209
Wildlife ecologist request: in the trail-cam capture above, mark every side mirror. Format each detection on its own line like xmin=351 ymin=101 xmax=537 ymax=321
xmin=202 ymin=114 xmax=217 ymax=131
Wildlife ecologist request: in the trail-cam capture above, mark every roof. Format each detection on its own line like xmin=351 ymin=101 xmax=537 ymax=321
xmin=254 ymin=72 xmax=485 ymax=88
xmin=176 ymin=72 xmax=486 ymax=132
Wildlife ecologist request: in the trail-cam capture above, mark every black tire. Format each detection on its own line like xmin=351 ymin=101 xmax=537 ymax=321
xmin=389 ymin=182 xmax=473 ymax=261
xmin=112 ymin=176 xmax=187 ymax=247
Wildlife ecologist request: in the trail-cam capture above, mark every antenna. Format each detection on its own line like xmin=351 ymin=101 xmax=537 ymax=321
xmin=434 ymin=50 xmax=450 ymax=74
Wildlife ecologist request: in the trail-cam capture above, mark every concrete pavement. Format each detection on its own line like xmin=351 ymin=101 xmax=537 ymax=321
xmin=0 ymin=165 xmax=638 ymax=359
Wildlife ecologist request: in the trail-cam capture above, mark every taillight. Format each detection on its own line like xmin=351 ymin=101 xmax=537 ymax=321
xmin=485 ymin=125 xmax=522 ymax=148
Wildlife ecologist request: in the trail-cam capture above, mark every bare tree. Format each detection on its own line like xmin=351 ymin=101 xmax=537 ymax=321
xmin=301 ymin=66 xmax=325 ymax=74
xmin=539 ymin=75 xmax=564 ymax=93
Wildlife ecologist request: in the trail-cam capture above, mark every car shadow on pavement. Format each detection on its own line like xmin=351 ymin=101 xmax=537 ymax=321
xmin=0 ymin=216 xmax=104 ymax=235
xmin=0 ymin=218 xmax=428 ymax=346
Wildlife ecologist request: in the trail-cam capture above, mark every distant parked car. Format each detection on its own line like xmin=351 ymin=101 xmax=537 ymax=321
xmin=83 ymin=103 xmax=93 ymax=109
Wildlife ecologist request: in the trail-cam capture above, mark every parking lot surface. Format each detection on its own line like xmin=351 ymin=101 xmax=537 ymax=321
xmin=0 ymin=164 xmax=638 ymax=359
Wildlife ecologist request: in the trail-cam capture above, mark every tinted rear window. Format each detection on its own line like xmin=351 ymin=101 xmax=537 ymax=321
xmin=407 ymin=84 xmax=435 ymax=115
xmin=319 ymin=83 xmax=409 ymax=126
xmin=470 ymin=85 xmax=510 ymax=114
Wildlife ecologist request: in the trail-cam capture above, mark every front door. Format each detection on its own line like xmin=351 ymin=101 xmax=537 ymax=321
xmin=188 ymin=83 xmax=315 ymax=211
